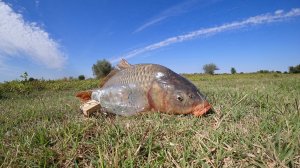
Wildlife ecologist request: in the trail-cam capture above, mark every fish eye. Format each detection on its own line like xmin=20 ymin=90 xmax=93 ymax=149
xmin=188 ymin=94 xmax=193 ymax=99
xmin=177 ymin=95 xmax=184 ymax=102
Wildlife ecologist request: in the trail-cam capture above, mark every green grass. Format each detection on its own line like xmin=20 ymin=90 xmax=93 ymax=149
xmin=0 ymin=73 xmax=300 ymax=167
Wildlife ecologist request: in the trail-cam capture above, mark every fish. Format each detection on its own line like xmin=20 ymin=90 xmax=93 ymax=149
xmin=76 ymin=59 xmax=212 ymax=116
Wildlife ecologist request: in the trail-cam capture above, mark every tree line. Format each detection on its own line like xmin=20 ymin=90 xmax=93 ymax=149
xmin=92 ymin=60 xmax=300 ymax=78
xmin=16 ymin=61 xmax=300 ymax=82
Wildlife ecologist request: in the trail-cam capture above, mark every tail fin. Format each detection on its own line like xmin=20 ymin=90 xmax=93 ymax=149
xmin=76 ymin=91 xmax=92 ymax=102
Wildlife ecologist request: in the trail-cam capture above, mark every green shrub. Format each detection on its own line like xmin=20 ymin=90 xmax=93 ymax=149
xmin=231 ymin=67 xmax=237 ymax=74
xmin=289 ymin=64 xmax=300 ymax=73
xmin=257 ymin=70 xmax=270 ymax=73
xmin=92 ymin=59 xmax=113 ymax=79
xmin=78 ymin=75 xmax=85 ymax=80
xmin=203 ymin=63 xmax=219 ymax=75
xmin=28 ymin=77 xmax=36 ymax=81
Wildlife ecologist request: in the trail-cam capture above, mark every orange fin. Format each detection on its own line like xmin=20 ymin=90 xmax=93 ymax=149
xmin=117 ymin=59 xmax=131 ymax=70
xmin=99 ymin=69 xmax=119 ymax=87
xmin=76 ymin=91 xmax=92 ymax=102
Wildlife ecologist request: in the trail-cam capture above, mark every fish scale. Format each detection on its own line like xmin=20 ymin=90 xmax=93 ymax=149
xmin=77 ymin=60 xmax=212 ymax=116
xmin=93 ymin=64 xmax=173 ymax=115
xmin=103 ymin=64 xmax=160 ymax=90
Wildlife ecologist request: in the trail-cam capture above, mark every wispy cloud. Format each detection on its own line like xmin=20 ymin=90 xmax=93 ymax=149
xmin=0 ymin=1 xmax=66 ymax=69
xmin=111 ymin=8 xmax=300 ymax=63
xmin=134 ymin=0 xmax=200 ymax=33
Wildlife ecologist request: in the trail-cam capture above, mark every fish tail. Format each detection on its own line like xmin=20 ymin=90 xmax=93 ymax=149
xmin=75 ymin=90 xmax=93 ymax=102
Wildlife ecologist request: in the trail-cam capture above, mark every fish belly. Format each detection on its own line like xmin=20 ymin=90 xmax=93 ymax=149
xmin=91 ymin=84 xmax=149 ymax=116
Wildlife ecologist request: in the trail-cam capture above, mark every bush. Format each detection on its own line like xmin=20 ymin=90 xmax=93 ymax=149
xmin=92 ymin=59 xmax=113 ymax=79
xmin=231 ymin=67 xmax=237 ymax=74
xmin=203 ymin=63 xmax=219 ymax=75
xmin=20 ymin=72 xmax=28 ymax=81
xmin=28 ymin=77 xmax=36 ymax=81
xmin=289 ymin=64 xmax=300 ymax=73
xmin=257 ymin=70 xmax=270 ymax=73
xmin=78 ymin=75 xmax=85 ymax=80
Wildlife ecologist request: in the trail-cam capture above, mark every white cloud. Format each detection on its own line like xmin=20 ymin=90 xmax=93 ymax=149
xmin=275 ymin=9 xmax=284 ymax=15
xmin=134 ymin=0 xmax=200 ymax=33
xmin=135 ymin=17 xmax=166 ymax=33
xmin=111 ymin=8 xmax=300 ymax=63
xmin=0 ymin=1 xmax=66 ymax=69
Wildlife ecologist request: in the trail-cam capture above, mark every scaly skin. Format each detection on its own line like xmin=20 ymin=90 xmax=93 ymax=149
xmin=77 ymin=63 xmax=212 ymax=116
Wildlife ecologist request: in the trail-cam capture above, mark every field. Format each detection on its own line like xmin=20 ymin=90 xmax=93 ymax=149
xmin=0 ymin=73 xmax=300 ymax=167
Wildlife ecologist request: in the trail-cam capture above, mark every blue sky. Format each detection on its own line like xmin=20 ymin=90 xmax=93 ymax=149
xmin=0 ymin=0 xmax=300 ymax=81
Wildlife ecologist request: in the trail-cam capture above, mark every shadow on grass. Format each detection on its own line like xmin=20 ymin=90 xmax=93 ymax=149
xmin=78 ymin=107 xmax=215 ymax=119
xmin=203 ymin=108 xmax=215 ymax=116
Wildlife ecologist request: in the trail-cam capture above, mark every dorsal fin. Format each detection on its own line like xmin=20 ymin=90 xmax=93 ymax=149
xmin=99 ymin=69 xmax=119 ymax=87
xmin=117 ymin=59 xmax=131 ymax=70
xmin=76 ymin=90 xmax=92 ymax=102
xmin=99 ymin=59 xmax=131 ymax=87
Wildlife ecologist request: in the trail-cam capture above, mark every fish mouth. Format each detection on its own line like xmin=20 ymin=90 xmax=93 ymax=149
xmin=192 ymin=101 xmax=212 ymax=117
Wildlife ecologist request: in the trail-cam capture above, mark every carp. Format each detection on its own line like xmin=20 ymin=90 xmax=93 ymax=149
xmin=76 ymin=59 xmax=212 ymax=116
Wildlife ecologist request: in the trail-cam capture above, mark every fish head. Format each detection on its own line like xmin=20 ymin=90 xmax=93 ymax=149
xmin=148 ymin=71 xmax=212 ymax=116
